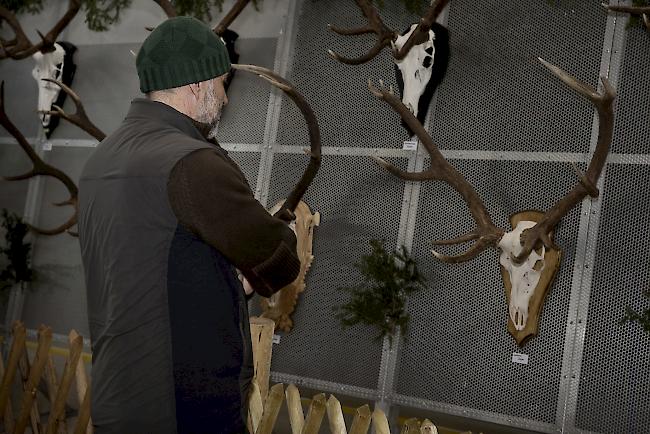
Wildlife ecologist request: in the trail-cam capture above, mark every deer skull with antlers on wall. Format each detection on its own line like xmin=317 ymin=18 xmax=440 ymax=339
xmin=366 ymin=57 xmax=615 ymax=346
xmin=328 ymin=0 xmax=450 ymax=135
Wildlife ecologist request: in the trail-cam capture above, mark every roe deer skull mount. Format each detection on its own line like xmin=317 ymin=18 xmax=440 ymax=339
xmin=367 ymin=58 xmax=615 ymax=345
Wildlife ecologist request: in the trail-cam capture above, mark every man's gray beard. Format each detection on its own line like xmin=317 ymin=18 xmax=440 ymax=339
xmin=196 ymin=80 xmax=223 ymax=138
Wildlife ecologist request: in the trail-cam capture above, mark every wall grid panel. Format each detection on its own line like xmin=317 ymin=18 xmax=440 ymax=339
xmin=1 ymin=0 xmax=648 ymax=432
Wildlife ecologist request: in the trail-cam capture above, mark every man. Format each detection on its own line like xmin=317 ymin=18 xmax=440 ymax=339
xmin=78 ymin=16 xmax=300 ymax=434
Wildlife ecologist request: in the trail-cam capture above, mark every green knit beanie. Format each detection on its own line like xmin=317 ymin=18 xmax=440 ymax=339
xmin=136 ymin=16 xmax=231 ymax=93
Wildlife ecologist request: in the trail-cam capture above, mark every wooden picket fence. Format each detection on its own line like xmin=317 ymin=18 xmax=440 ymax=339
xmin=247 ymin=317 xmax=454 ymax=434
xmin=247 ymin=380 xmax=443 ymax=434
xmin=0 ymin=321 xmax=91 ymax=434
xmin=0 ymin=317 xmax=465 ymax=434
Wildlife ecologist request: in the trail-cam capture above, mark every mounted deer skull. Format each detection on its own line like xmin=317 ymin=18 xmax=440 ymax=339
xmin=32 ymin=41 xmax=77 ymax=138
xmin=261 ymin=200 xmax=319 ymax=332
xmin=328 ymin=0 xmax=450 ymax=134
xmin=367 ymin=58 xmax=615 ymax=345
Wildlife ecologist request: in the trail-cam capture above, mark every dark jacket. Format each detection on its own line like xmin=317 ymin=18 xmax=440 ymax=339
xmin=78 ymin=99 xmax=300 ymax=434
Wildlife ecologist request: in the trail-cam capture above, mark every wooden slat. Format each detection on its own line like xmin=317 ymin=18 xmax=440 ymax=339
xmin=247 ymin=380 xmax=264 ymax=433
xmin=285 ymin=384 xmax=304 ymax=434
xmin=420 ymin=419 xmax=438 ymax=433
xmin=0 ymin=356 xmax=16 ymax=433
xmin=301 ymin=393 xmax=326 ymax=434
xmin=0 ymin=322 xmax=26 ymax=420
xmin=249 ymin=317 xmax=275 ymax=401
xmin=72 ymin=386 xmax=91 ymax=434
xmin=17 ymin=335 xmax=42 ymax=434
xmin=45 ymin=332 xmax=83 ymax=434
xmin=326 ymin=395 xmax=347 ymax=434
xmin=255 ymin=383 xmax=284 ymax=434
xmin=44 ymin=356 xmax=67 ymax=434
xmin=372 ymin=408 xmax=391 ymax=434
xmin=400 ymin=418 xmax=420 ymax=434
xmin=349 ymin=404 xmax=371 ymax=434
xmin=69 ymin=331 xmax=93 ymax=434
xmin=14 ymin=325 xmax=52 ymax=434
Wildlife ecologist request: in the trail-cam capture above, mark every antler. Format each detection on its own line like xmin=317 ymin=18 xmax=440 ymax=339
xmin=327 ymin=0 xmax=450 ymax=65
xmin=150 ymin=0 xmax=252 ymax=35
xmin=39 ymin=79 xmax=106 ymax=141
xmin=392 ymin=0 xmax=450 ymax=60
xmin=231 ymin=64 xmax=321 ymax=220
xmin=0 ymin=0 xmax=81 ymax=60
xmin=214 ymin=0 xmax=251 ymax=35
xmin=327 ymin=0 xmax=397 ymax=65
xmin=0 ymin=82 xmax=78 ymax=235
xmin=602 ymin=2 xmax=650 ymax=30
xmin=367 ymin=58 xmax=615 ymax=264
xmin=367 ymin=79 xmax=503 ymax=263
xmin=515 ymin=58 xmax=616 ymax=261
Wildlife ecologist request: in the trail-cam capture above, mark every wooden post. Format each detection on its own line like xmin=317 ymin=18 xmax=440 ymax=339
xmin=0 ymin=356 xmax=15 ymax=433
xmin=302 ymin=393 xmax=326 ymax=433
xmin=255 ymin=383 xmax=284 ymax=434
xmin=372 ymin=408 xmax=391 ymax=434
xmin=69 ymin=331 xmax=92 ymax=434
xmin=72 ymin=386 xmax=91 ymax=434
xmin=285 ymin=384 xmax=304 ymax=434
xmin=326 ymin=395 xmax=347 ymax=434
xmin=401 ymin=418 xmax=420 ymax=434
xmin=249 ymin=317 xmax=275 ymax=402
xmin=45 ymin=332 xmax=83 ymax=434
xmin=349 ymin=404 xmax=372 ymax=434
xmin=247 ymin=380 xmax=264 ymax=434
xmin=0 ymin=321 xmax=25 ymax=426
xmin=15 ymin=325 xmax=52 ymax=434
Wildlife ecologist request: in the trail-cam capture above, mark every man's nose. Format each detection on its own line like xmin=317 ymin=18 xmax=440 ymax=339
xmin=223 ymin=93 xmax=229 ymax=106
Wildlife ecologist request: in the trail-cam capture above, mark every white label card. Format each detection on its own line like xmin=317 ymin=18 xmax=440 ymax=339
xmin=512 ymin=352 xmax=529 ymax=365
xmin=272 ymin=334 xmax=281 ymax=345
xmin=402 ymin=140 xmax=417 ymax=151
xmin=42 ymin=142 xmax=52 ymax=151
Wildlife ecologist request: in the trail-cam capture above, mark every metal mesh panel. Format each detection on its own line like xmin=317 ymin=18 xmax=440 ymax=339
xmin=262 ymin=153 xmax=408 ymax=388
xmin=216 ymin=38 xmax=277 ymax=144
xmin=227 ymin=151 xmax=261 ymax=192
xmin=275 ymin=0 xmax=425 ymax=149
xmin=611 ymin=26 xmax=650 ymax=154
xmin=428 ymin=0 xmax=606 ymax=153
xmin=395 ymin=159 xmax=581 ymax=423
xmin=575 ymin=163 xmax=650 ymax=433
xmin=24 ymin=146 xmax=92 ymax=336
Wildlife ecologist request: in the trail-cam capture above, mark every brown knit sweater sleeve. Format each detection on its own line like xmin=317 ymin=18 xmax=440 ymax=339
xmin=168 ymin=147 xmax=300 ymax=297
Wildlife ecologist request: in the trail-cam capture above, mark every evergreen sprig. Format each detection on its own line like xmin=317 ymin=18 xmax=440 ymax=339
xmin=2 ymin=0 xmax=263 ymax=32
xmin=334 ymin=239 xmax=425 ymax=345
xmin=620 ymin=290 xmax=650 ymax=333
xmin=0 ymin=209 xmax=33 ymax=295
xmin=0 ymin=0 xmax=45 ymax=15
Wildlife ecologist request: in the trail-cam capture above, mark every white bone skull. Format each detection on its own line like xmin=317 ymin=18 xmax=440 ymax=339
xmin=32 ymin=43 xmax=65 ymax=129
xmin=392 ymin=24 xmax=436 ymax=118
xmin=498 ymin=220 xmax=546 ymax=331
